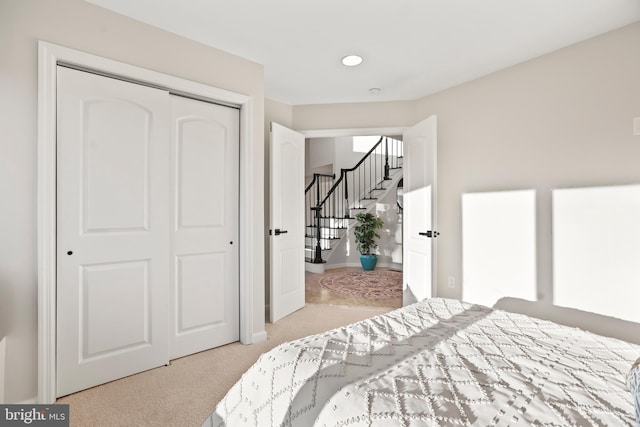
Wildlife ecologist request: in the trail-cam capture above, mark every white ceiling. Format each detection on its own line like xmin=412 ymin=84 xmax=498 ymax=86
xmin=87 ymin=0 xmax=640 ymax=105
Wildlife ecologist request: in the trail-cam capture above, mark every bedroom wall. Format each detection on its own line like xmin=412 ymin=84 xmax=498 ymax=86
xmin=291 ymin=22 xmax=640 ymax=321
xmin=266 ymin=98 xmax=294 ymax=130
xmin=293 ymin=100 xmax=416 ymax=131
xmin=415 ymin=21 xmax=640 ymax=304
xmin=0 ymin=0 xmax=265 ymax=403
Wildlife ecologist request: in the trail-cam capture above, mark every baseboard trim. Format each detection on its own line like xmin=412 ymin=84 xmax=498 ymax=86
xmin=304 ymin=262 xmax=325 ymax=273
xmin=251 ymin=330 xmax=267 ymax=344
xmin=0 ymin=336 xmax=5 ymax=403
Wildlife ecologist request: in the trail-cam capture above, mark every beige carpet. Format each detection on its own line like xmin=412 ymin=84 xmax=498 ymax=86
xmin=57 ymin=304 xmax=391 ymax=427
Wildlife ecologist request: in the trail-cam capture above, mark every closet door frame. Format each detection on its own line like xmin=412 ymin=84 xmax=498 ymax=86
xmin=37 ymin=41 xmax=261 ymax=404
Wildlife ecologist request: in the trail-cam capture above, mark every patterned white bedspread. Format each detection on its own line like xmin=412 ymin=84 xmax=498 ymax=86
xmin=203 ymin=298 xmax=640 ymax=426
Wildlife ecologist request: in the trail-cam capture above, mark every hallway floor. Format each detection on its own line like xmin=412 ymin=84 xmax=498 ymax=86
xmin=305 ymin=266 xmax=403 ymax=309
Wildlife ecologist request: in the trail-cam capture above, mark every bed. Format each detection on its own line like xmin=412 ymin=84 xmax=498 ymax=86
xmin=203 ymin=298 xmax=640 ymax=426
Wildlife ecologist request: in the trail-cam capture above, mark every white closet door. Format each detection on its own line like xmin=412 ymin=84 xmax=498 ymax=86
xmin=56 ymin=66 xmax=171 ymax=397
xmin=169 ymin=96 xmax=239 ymax=359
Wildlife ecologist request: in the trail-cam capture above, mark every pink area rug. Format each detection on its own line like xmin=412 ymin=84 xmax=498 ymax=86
xmin=318 ymin=270 xmax=402 ymax=299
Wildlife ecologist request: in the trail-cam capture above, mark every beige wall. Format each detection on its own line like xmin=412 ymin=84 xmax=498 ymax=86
xmin=289 ymin=22 xmax=640 ymax=310
xmin=293 ymin=101 xmax=415 ymax=131
xmin=417 ymin=22 xmax=640 ymax=301
xmin=0 ymin=0 xmax=265 ymax=403
xmin=265 ymin=98 xmax=294 ymax=130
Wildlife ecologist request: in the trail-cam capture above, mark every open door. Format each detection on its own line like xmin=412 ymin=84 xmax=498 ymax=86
xmin=402 ymin=115 xmax=437 ymax=305
xmin=269 ymin=122 xmax=305 ymax=322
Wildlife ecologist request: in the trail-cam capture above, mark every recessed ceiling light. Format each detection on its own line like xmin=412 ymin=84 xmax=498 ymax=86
xmin=341 ymin=55 xmax=363 ymax=66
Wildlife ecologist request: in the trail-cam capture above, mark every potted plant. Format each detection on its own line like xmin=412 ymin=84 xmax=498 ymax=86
xmin=353 ymin=212 xmax=384 ymax=271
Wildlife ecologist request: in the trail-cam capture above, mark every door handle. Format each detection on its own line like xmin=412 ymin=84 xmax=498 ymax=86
xmin=271 ymin=228 xmax=288 ymax=236
xmin=419 ymin=231 xmax=439 ymax=238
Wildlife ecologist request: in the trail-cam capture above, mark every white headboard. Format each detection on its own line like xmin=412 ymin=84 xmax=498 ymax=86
xmin=494 ymin=297 xmax=640 ymax=346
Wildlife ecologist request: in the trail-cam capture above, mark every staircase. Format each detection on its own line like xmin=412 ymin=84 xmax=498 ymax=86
xmin=305 ymin=136 xmax=403 ymax=271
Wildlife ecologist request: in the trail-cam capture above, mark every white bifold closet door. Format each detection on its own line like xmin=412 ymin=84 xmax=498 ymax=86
xmin=56 ymin=66 xmax=239 ymax=397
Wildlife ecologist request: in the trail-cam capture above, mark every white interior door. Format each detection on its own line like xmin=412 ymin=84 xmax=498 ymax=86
xmin=169 ymin=96 xmax=239 ymax=359
xmin=269 ymin=122 xmax=305 ymax=322
xmin=56 ymin=66 xmax=170 ymax=397
xmin=402 ymin=115 xmax=438 ymax=305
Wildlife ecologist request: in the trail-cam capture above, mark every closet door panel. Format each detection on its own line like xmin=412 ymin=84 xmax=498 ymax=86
xmin=170 ymin=96 xmax=240 ymax=359
xmin=56 ymin=66 xmax=171 ymax=397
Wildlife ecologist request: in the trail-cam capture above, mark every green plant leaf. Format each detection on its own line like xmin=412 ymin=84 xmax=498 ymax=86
xmin=353 ymin=212 xmax=385 ymax=255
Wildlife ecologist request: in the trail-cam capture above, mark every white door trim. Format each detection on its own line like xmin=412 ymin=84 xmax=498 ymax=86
xmin=37 ymin=41 xmax=258 ymax=403
xmin=299 ymin=127 xmax=406 ymax=139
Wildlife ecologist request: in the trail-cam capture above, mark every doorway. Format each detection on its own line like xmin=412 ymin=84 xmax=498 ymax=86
xmin=301 ymin=116 xmax=438 ymax=310
xmin=301 ymin=128 xmax=406 ymax=309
